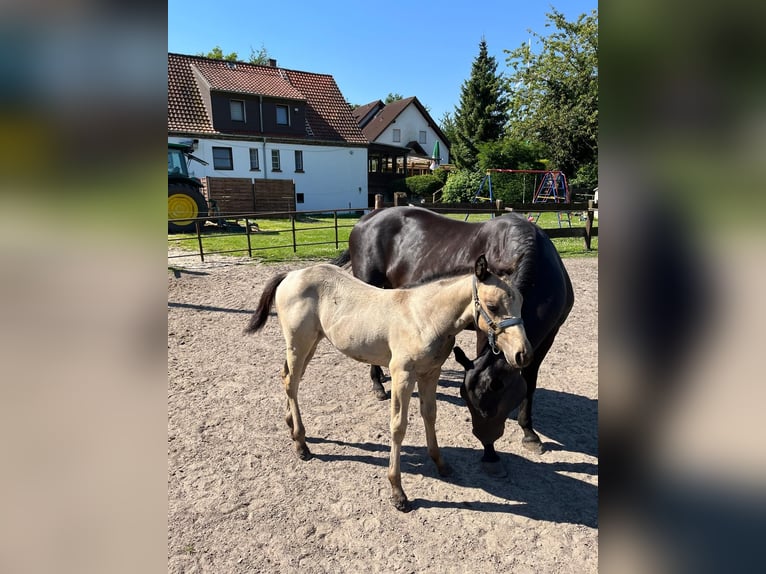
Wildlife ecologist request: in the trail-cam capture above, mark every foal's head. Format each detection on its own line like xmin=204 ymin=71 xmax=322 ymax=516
xmin=471 ymin=254 xmax=533 ymax=370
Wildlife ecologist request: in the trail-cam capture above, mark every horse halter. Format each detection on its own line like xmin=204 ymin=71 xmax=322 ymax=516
xmin=472 ymin=275 xmax=524 ymax=355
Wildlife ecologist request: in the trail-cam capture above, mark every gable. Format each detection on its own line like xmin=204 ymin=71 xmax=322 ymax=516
xmin=168 ymin=53 xmax=367 ymax=145
xmin=360 ymin=96 xmax=449 ymax=148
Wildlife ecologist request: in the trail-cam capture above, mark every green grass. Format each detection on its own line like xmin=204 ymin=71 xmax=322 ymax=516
xmin=168 ymin=215 xmax=356 ymax=263
xmin=168 ymin=210 xmax=597 ymax=262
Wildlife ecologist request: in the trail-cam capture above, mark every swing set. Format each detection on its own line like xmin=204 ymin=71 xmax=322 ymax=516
xmin=468 ymin=169 xmax=572 ymax=227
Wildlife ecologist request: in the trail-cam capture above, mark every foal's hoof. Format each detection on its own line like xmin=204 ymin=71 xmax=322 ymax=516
xmin=390 ymin=494 xmax=412 ymax=513
xmin=296 ymin=445 xmax=313 ymax=461
xmin=522 ymin=436 xmax=544 ymax=455
xmin=481 ymin=460 xmax=508 ymax=478
xmin=437 ymin=462 xmax=453 ymax=477
xmin=371 ymin=384 xmax=388 ymax=401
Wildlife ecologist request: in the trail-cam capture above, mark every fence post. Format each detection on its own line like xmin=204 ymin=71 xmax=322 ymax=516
xmin=291 ymin=214 xmax=297 ymax=253
xmin=375 ymin=194 xmax=383 ymax=209
xmin=195 ymin=219 xmax=205 ymax=262
xmin=245 ymin=217 xmax=253 ymax=257
xmin=584 ymin=199 xmax=594 ymax=250
xmin=334 ymin=211 xmax=339 ymax=249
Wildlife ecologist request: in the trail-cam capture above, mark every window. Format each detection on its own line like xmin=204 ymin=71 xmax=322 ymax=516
xmin=294 ymin=150 xmax=304 ymax=172
xmin=276 ymin=105 xmax=289 ymax=125
xmin=230 ymin=100 xmax=245 ymax=122
xmin=419 ymin=130 xmax=427 ymax=144
xmin=392 ymin=128 xmax=401 ymax=143
xmin=212 ymin=147 xmax=233 ymax=170
xmin=249 ymin=148 xmax=260 ymax=171
xmin=296 ymin=193 xmax=305 ymax=204
xmin=271 ymin=149 xmax=281 ymax=171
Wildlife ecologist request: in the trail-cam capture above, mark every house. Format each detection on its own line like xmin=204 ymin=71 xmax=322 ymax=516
xmin=168 ymin=53 xmax=369 ymax=213
xmin=353 ymin=97 xmax=450 ymax=201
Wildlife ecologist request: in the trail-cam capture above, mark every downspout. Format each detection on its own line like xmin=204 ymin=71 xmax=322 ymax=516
xmin=262 ymin=138 xmax=267 ymax=179
xmin=258 ymin=95 xmax=264 ymax=136
xmin=259 ymin=95 xmax=267 ymax=179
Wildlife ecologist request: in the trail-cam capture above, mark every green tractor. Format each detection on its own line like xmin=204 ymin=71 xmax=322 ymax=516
xmin=168 ymin=142 xmax=209 ymax=233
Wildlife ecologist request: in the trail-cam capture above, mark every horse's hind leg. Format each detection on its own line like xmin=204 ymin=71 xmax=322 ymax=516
xmin=370 ymin=365 xmax=387 ymax=400
xmin=387 ymin=366 xmax=417 ymax=512
xmin=282 ymin=338 xmax=320 ymax=460
xmin=417 ymin=370 xmax=451 ymax=477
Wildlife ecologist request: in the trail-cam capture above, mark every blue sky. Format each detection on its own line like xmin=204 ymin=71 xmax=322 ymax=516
xmin=168 ymin=0 xmax=596 ymax=124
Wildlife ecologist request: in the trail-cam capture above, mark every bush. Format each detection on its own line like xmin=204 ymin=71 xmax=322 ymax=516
xmin=388 ymin=174 xmax=443 ymax=200
xmin=441 ymin=170 xmax=485 ymax=203
xmin=432 ymin=167 xmax=450 ymax=184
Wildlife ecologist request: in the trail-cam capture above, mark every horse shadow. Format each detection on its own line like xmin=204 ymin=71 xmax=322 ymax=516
xmin=306 ymin=436 xmax=597 ymax=527
xmin=407 ymin=368 xmax=598 ymax=459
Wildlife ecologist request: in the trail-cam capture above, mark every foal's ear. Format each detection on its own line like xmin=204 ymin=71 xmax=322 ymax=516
xmin=474 ymin=254 xmax=489 ymax=280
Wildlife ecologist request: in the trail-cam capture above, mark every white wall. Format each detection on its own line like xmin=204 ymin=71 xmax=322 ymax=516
xmin=168 ymin=137 xmax=368 ymax=212
xmin=376 ymin=103 xmax=450 ymax=164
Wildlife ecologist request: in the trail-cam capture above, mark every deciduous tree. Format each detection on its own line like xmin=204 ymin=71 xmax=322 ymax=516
xmin=504 ymin=9 xmax=598 ymax=187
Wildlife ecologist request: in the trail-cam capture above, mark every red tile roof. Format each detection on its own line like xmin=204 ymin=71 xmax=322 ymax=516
xmin=193 ymin=59 xmax=306 ymax=100
xmin=168 ymin=53 xmax=214 ymax=134
xmin=168 ymin=53 xmax=367 ymax=144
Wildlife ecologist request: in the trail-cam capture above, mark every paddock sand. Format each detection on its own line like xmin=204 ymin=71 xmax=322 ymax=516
xmin=168 ymin=250 xmax=598 ymax=573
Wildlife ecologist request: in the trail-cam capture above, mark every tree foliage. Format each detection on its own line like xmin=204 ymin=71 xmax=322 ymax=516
xmin=198 ymin=44 xmax=273 ymax=65
xmin=385 ymin=93 xmax=404 ymax=104
xmin=504 ymin=9 xmax=598 ymax=187
xmin=248 ymin=44 xmax=271 ymax=65
xmin=452 ymin=38 xmax=508 ymax=170
xmin=438 ymin=111 xmax=457 ymax=151
xmin=199 ymin=45 xmax=238 ymax=61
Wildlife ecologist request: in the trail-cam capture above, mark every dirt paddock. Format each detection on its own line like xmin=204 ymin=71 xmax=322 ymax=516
xmin=168 ymin=250 xmax=598 ymax=573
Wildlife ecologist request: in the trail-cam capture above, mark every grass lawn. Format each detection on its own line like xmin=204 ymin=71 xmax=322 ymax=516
xmin=168 ymin=210 xmax=597 ymax=262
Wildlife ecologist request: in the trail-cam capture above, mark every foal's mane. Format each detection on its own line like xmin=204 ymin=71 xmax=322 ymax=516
xmin=399 ymin=268 xmax=471 ymax=289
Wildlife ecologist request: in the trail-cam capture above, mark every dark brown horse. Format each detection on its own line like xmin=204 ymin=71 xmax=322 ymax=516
xmin=335 ymin=206 xmax=574 ymax=469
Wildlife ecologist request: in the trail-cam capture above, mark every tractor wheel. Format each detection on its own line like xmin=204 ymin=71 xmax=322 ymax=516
xmin=168 ymin=184 xmax=208 ymax=233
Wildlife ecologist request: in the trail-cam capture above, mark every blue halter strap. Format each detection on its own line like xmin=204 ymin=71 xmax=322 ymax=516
xmin=472 ymin=275 xmax=524 ymax=355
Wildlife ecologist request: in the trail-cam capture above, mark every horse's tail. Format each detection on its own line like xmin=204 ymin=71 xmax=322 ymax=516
xmin=244 ymin=272 xmax=287 ymax=334
xmin=330 ymin=249 xmax=351 ymax=270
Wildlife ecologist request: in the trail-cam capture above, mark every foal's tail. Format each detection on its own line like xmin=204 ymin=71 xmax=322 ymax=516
xmin=244 ymin=272 xmax=287 ymax=334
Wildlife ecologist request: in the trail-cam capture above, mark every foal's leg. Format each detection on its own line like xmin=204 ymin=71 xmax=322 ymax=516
xmin=282 ymin=337 xmax=320 ymax=460
xmin=417 ymin=369 xmax=451 ymax=477
xmin=387 ymin=366 xmax=417 ymax=512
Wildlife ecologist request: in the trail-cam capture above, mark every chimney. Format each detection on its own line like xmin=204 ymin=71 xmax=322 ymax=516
xmin=269 ymin=58 xmax=277 ymax=67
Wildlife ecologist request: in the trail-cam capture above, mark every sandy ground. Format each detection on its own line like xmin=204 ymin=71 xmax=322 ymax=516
xmin=168 ymin=249 xmax=598 ymax=573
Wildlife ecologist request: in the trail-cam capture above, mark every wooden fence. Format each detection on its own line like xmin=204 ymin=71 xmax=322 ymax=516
xmin=204 ymin=177 xmax=296 ymax=215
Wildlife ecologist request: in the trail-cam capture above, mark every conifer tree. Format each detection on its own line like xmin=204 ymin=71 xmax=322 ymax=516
xmin=452 ymin=38 xmax=508 ymax=170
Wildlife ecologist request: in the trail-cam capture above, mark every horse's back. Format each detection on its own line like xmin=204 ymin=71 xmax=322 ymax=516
xmin=349 ymin=206 xmax=573 ymax=343
xmin=350 ymin=207 xmax=537 ymax=283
